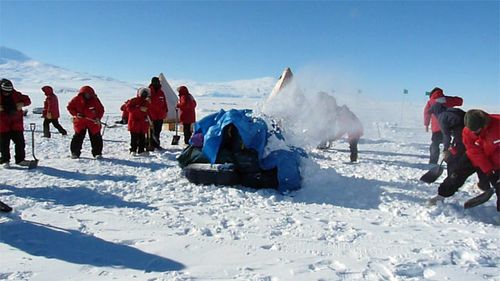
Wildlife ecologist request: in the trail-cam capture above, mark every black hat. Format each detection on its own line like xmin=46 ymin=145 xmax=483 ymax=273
xmin=0 ymin=79 xmax=13 ymax=92
xmin=151 ymin=77 xmax=160 ymax=84
xmin=464 ymin=109 xmax=489 ymax=131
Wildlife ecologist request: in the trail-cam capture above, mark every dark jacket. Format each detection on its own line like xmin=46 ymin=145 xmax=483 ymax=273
xmin=430 ymin=103 xmax=466 ymax=153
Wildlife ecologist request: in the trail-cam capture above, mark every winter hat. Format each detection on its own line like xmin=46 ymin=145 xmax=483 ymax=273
xmin=1 ymin=79 xmax=13 ymax=92
xmin=151 ymin=77 xmax=160 ymax=85
xmin=464 ymin=109 xmax=489 ymax=132
xmin=137 ymin=87 xmax=150 ymax=98
xmin=41 ymin=85 xmax=54 ymax=95
xmin=79 ymin=85 xmax=95 ymax=96
xmin=177 ymin=85 xmax=189 ymax=95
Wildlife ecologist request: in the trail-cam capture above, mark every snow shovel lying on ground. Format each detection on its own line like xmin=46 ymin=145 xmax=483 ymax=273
xmin=420 ymin=159 xmax=444 ymax=183
xmin=171 ymin=109 xmax=180 ymax=145
xmin=0 ymin=200 xmax=12 ymax=212
xmin=464 ymin=188 xmax=495 ymax=209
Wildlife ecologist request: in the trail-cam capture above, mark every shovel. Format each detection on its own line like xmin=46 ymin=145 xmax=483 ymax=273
xmin=420 ymin=159 xmax=444 ymax=183
xmin=28 ymin=123 xmax=39 ymax=168
xmin=171 ymin=109 xmax=180 ymax=145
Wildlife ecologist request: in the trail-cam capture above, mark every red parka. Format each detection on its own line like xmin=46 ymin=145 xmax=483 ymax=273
xmin=120 ymin=100 xmax=129 ymax=121
xmin=148 ymin=85 xmax=167 ymax=121
xmin=176 ymin=86 xmax=197 ymax=124
xmin=0 ymin=89 xmax=31 ymax=133
xmin=126 ymin=91 xmax=151 ymax=134
xmin=67 ymin=86 xmax=105 ymax=135
xmin=42 ymin=86 xmax=60 ymax=119
xmin=423 ymin=88 xmax=463 ymax=132
xmin=462 ymin=114 xmax=500 ymax=174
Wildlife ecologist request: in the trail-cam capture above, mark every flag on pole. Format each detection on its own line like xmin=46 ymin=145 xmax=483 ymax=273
xmin=403 ymin=89 xmax=408 ymax=94
xmin=425 ymin=91 xmax=431 ymax=96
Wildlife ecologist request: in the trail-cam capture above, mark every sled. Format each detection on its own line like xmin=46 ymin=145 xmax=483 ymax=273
xmin=420 ymin=160 xmax=444 ymax=183
xmin=183 ymin=163 xmax=240 ymax=186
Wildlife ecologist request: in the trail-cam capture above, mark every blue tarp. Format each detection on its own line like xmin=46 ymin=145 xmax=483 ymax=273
xmin=194 ymin=109 xmax=303 ymax=193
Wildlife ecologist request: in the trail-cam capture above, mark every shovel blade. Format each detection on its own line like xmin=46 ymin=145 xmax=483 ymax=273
xmin=419 ymin=165 xmax=444 ymax=183
xmin=171 ymin=135 xmax=181 ymax=145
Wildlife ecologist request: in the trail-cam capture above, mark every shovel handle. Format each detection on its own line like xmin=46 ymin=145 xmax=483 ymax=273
xmin=30 ymin=123 xmax=36 ymax=132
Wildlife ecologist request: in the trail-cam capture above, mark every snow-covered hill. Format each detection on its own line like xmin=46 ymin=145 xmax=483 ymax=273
xmin=0 ymin=47 xmax=499 ymax=281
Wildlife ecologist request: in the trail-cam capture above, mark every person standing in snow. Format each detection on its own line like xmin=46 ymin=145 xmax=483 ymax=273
xmin=67 ymin=86 xmax=105 ymax=159
xmin=176 ymin=85 xmax=197 ymax=145
xmin=319 ymin=102 xmax=363 ymax=163
xmin=423 ymin=87 xmax=463 ymax=164
xmin=148 ymin=77 xmax=168 ymax=150
xmin=126 ymin=88 xmax=151 ymax=155
xmin=462 ymin=109 xmax=500 ymax=211
xmin=41 ymin=85 xmax=67 ymax=138
xmin=426 ymin=103 xmax=489 ymax=205
xmin=0 ymin=79 xmax=32 ymax=168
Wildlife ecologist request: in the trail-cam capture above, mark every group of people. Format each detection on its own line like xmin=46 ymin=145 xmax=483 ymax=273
xmin=119 ymin=77 xmax=197 ymax=155
xmin=1 ymin=77 xmax=498 ymax=211
xmin=423 ymin=87 xmax=499 ymax=211
xmin=0 ymin=76 xmax=197 ymax=165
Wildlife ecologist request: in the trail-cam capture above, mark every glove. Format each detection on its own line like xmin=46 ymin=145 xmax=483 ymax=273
xmin=16 ymin=103 xmax=24 ymax=110
xmin=46 ymin=112 xmax=52 ymax=119
xmin=425 ymin=126 xmax=429 ymax=132
xmin=76 ymin=113 xmax=84 ymax=118
xmin=140 ymin=106 xmax=148 ymax=112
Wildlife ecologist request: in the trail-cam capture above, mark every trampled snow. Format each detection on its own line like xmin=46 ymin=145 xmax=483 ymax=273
xmin=0 ymin=51 xmax=499 ymax=281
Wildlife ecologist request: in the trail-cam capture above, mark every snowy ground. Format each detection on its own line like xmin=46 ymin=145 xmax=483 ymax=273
xmin=0 ymin=94 xmax=499 ymax=281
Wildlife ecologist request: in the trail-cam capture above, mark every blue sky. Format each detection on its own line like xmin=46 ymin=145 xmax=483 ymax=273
xmin=0 ymin=0 xmax=498 ymax=105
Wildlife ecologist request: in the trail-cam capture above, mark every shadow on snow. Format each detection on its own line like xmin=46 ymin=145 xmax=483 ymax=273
xmin=1 ymin=184 xmax=156 ymax=210
xmin=37 ymin=166 xmax=137 ymax=182
xmin=0 ymin=219 xmax=184 ymax=272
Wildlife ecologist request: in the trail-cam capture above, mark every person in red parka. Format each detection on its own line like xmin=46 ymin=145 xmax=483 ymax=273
xmin=0 ymin=79 xmax=32 ymax=167
xmin=67 ymin=86 xmax=105 ymax=159
xmin=176 ymin=85 xmax=197 ymax=145
xmin=41 ymin=85 xmax=67 ymax=138
xmin=423 ymin=87 xmax=463 ymax=164
xmin=126 ymin=88 xmax=151 ymax=155
xmin=115 ymin=100 xmax=130 ymax=125
xmin=462 ymin=109 xmax=500 ymax=211
xmin=148 ymin=77 xmax=167 ymax=150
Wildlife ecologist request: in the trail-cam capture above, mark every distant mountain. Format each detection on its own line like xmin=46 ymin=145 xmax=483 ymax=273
xmin=0 ymin=46 xmax=31 ymax=63
xmin=0 ymin=47 xmax=276 ymax=111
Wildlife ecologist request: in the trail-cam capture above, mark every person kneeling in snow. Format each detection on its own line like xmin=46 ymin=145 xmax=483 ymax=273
xmin=0 ymin=79 xmax=32 ymax=168
xmin=462 ymin=109 xmax=500 ymax=211
xmin=427 ymin=103 xmax=489 ymax=206
xmin=126 ymin=88 xmax=151 ymax=156
xmin=67 ymin=86 xmax=105 ymax=159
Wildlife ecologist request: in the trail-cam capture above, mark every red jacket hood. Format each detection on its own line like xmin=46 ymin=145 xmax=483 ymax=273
xmin=430 ymin=88 xmax=444 ymax=99
xmin=42 ymin=86 xmax=54 ymax=96
xmin=78 ymin=85 xmax=96 ymax=97
xmin=177 ymin=85 xmax=189 ymax=96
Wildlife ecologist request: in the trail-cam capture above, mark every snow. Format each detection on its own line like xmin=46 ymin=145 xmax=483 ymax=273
xmin=1 ymin=54 xmax=499 ymax=281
